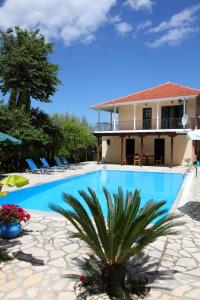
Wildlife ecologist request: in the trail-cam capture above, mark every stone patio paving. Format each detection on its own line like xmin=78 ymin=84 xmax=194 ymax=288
xmin=0 ymin=163 xmax=200 ymax=299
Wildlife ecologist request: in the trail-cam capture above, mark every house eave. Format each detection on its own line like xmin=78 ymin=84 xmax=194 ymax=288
xmin=90 ymin=95 xmax=198 ymax=112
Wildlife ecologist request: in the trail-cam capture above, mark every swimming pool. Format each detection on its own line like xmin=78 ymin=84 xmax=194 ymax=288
xmin=1 ymin=170 xmax=185 ymax=215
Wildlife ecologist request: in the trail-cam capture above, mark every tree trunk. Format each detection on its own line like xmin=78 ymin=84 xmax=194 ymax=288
xmin=17 ymin=89 xmax=31 ymax=113
xmin=101 ymin=264 xmax=126 ymax=297
xmin=8 ymin=88 xmax=18 ymax=109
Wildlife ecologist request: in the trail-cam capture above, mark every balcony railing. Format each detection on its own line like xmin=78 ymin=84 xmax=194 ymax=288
xmin=94 ymin=118 xmax=196 ymax=132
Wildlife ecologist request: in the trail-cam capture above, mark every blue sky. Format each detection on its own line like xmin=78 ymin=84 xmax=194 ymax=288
xmin=0 ymin=0 xmax=200 ymax=123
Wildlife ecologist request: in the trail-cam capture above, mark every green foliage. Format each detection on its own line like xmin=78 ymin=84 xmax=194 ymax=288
xmin=0 ymin=103 xmax=63 ymax=171
xmin=127 ymin=276 xmax=147 ymax=297
xmin=52 ymin=113 xmax=96 ymax=162
xmin=50 ymin=187 xmax=180 ymax=298
xmin=0 ymin=26 xmax=60 ymax=112
xmin=0 ymin=27 xmax=96 ymax=172
xmin=0 ymin=102 xmax=95 ymax=171
xmin=0 ymin=250 xmax=12 ymax=262
xmin=0 ymin=103 xmax=46 ymax=143
xmin=81 ymin=255 xmax=101 ymax=287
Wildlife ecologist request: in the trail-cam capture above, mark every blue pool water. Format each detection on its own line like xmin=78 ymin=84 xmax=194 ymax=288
xmin=1 ymin=170 xmax=185 ymax=215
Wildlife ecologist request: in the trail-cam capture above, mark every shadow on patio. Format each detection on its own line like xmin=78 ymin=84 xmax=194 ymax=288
xmin=178 ymin=201 xmax=200 ymax=222
xmin=61 ymin=252 xmax=178 ymax=298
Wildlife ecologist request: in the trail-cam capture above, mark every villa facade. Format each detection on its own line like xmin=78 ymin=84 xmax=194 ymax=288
xmin=91 ymin=82 xmax=200 ymax=166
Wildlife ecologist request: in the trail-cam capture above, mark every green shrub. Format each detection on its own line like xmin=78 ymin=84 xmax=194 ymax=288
xmin=50 ymin=187 xmax=180 ymax=298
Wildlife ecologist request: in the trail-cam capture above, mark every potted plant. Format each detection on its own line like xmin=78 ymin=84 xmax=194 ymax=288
xmin=0 ymin=204 xmax=31 ymax=239
xmin=0 ymin=175 xmax=29 ymax=259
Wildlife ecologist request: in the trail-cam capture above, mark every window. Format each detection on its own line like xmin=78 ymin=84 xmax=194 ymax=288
xmin=107 ymin=139 xmax=110 ymax=146
xmin=161 ymin=105 xmax=183 ymax=129
xmin=143 ymin=107 xmax=152 ymax=129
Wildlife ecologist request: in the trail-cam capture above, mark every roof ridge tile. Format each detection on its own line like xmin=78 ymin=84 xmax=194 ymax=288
xmin=93 ymin=82 xmax=200 ymax=107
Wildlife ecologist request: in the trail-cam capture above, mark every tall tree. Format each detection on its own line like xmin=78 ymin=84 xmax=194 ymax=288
xmin=0 ymin=27 xmax=60 ymax=112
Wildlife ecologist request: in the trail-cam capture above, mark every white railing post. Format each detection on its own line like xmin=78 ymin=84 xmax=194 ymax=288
xmin=156 ymin=102 xmax=160 ymax=129
xmin=113 ymin=106 xmax=116 ymax=131
xmin=133 ymin=103 xmax=136 ymax=130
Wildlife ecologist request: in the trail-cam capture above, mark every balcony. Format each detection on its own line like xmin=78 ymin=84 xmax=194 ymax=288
xmin=94 ymin=118 xmax=196 ymax=132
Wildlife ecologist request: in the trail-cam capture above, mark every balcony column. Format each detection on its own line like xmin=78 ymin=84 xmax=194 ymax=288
xmin=156 ymin=102 xmax=160 ymax=129
xmin=133 ymin=103 xmax=136 ymax=130
xmin=97 ymin=109 xmax=101 ymax=131
xmin=113 ymin=106 xmax=117 ymax=131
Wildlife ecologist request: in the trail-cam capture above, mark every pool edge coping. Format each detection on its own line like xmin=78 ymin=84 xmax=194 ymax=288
xmin=170 ymin=171 xmax=194 ymax=214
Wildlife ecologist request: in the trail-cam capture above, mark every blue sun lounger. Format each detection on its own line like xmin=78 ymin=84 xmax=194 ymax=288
xmin=60 ymin=156 xmax=80 ymax=169
xmin=54 ymin=156 xmax=68 ymax=169
xmin=26 ymin=159 xmax=52 ymax=174
xmin=40 ymin=158 xmax=65 ymax=172
xmin=60 ymin=156 xmax=70 ymax=166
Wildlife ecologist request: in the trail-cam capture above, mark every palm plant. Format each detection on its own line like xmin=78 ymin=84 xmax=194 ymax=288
xmin=50 ymin=187 xmax=179 ymax=298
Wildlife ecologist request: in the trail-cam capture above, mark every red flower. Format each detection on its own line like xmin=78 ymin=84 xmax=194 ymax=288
xmin=80 ymin=275 xmax=86 ymax=282
xmin=26 ymin=214 xmax=31 ymax=220
xmin=0 ymin=204 xmax=31 ymax=223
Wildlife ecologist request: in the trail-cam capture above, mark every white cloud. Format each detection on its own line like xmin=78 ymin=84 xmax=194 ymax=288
xmin=109 ymin=15 xmax=122 ymax=24
xmin=148 ymin=27 xmax=199 ymax=48
xmin=148 ymin=4 xmax=200 ymax=47
xmin=137 ymin=20 xmax=152 ymax=30
xmin=150 ymin=4 xmax=200 ymax=33
xmin=0 ymin=0 xmax=117 ymax=45
xmin=125 ymin=0 xmax=154 ymax=11
xmin=115 ymin=22 xmax=133 ymax=36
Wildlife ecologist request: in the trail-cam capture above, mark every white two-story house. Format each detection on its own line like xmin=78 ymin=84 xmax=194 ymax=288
xmin=91 ymin=82 xmax=200 ymax=166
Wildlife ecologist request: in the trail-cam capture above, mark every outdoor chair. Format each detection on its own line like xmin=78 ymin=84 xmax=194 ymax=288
xmin=60 ymin=156 xmax=70 ymax=166
xmin=134 ymin=155 xmax=141 ymax=166
xmin=123 ymin=155 xmax=127 ymax=165
xmin=26 ymin=159 xmax=52 ymax=174
xmin=40 ymin=158 xmax=65 ymax=172
xmin=155 ymin=156 xmax=163 ymax=166
xmin=60 ymin=156 xmax=80 ymax=169
xmin=54 ymin=156 xmax=68 ymax=169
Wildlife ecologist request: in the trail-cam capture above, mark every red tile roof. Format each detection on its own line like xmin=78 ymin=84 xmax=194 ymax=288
xmin=93 ymin=82 xmax=200 ymax=107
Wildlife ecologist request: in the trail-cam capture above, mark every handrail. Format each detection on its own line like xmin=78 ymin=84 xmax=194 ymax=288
xmin=94 ymin=117 xmax=196 ymax=131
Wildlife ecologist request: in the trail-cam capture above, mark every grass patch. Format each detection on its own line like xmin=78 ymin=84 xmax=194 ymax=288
xmin=0 ymin=250 xmax=13 ymax=263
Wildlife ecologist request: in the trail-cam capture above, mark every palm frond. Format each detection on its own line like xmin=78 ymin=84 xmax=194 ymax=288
xmin=50 ymin=186 xmax=179 ymax=266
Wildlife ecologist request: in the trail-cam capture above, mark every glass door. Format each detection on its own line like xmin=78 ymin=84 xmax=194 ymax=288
xmin=143 ymin=107 xmax=152 ymax=129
